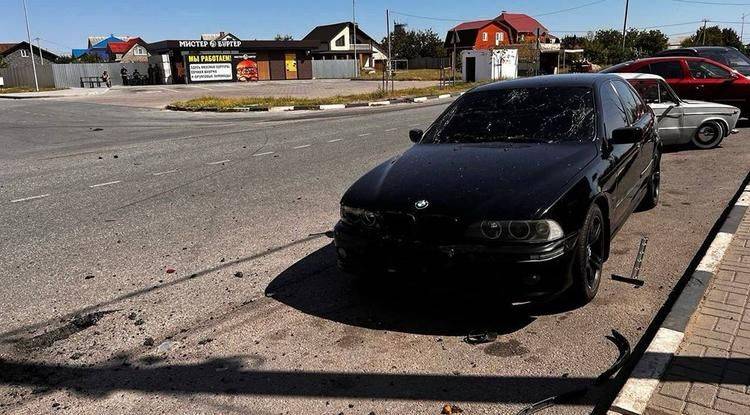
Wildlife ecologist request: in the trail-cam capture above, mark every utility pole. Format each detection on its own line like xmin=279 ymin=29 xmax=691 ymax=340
xmin=701 ymin=19 xmax=708 ymax=45
xmin=622 ymin=0 xmax=630 ymax=48
xmin=352 ymin=0 xmax=358 ymax=78
xmin=741 ymin=13 xmax=747 ymax=44
xmin=22 ymin=0 xmax=39 ymax=91
xmin=35 ymin=37 xmax=43 ymax=65
xmin=386 ymin=9 xmax=393 ymax=93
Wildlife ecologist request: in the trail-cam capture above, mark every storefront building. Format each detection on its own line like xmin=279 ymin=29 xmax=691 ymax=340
xmin=146 ymin=39 xmax=319 ymax=84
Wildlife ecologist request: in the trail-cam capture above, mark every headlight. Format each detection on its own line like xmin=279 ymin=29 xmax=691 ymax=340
xmin=476 ymin=220 xmax=563 ymax=242
xmin=340 ymin=206 xmax=380 ymax=227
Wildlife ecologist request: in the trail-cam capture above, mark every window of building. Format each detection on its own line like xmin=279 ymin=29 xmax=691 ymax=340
xmin=482 ymin=32 xmax=488 ymax=42
xmin=495 ymin=32 xmax=501 ymax=44
xmin=21 ymin=49 xmax=29 ymax=58
xmin=499 ymin=32 xmax=505 ymax=42
xmin=335 ymin=35 xmax=345 ymax=47
xmin=134 ymin=46 xmax=146 ymax=56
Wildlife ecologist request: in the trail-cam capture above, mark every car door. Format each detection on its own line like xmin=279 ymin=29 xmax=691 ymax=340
xmin=685 ymin=59 xmax=740 ymax=106
xmin=613 ymin=80 xmax=655 ymax=198
xmin=629 ymin=78 xmax=684 ymax=144
xmin=645 ymin=60 xmax=691 ymax=97
xmin=600 ymin=81 xmax=641 ymax=227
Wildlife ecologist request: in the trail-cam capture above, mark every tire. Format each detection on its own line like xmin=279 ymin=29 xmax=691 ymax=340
xmin=638 ymin=156 xmax=660 ymax=211
xmin=568 ymin=204 xmax=606 ymax=305
xmin=692 ymin=121 xmax=725 ymax=149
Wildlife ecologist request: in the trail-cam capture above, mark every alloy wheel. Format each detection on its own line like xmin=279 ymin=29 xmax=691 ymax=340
xmin=585 ymin=215 xmax=604 ymax=289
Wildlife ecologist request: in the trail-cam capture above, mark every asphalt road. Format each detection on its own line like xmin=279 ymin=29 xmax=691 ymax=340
xmin=0 ymin=98 xmax=748 ymax=415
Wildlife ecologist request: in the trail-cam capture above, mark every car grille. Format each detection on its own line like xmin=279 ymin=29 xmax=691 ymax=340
xmin=380 ymin=212 xmax=465 ymax=243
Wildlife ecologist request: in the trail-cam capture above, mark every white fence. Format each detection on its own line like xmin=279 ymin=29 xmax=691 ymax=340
xmin=312 ymin=60 xmax=357 ymax=79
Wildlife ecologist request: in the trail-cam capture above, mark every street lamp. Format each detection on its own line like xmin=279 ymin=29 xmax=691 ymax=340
xmin=22 ymin=0 xmax=40 ymax=91
xmin=352 ymin=0 xmax=359 ymax=78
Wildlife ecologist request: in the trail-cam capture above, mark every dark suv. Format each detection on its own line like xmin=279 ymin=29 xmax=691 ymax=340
xmin=653 ymin=46 xmax=750 ymax=76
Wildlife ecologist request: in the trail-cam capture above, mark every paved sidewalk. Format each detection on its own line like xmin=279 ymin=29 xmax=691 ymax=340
xmin=0 ymin=87 xmax=109 ymax=99
xmin=645 ymin=204 xmax=750 ymax=414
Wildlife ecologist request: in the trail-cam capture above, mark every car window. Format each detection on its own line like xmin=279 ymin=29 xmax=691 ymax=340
xmin=601 ymin=82 xmax=629 ymax=138
xmin=612 ymin=81 xmax=641 ymax=123
xmin=646 ymin=61 xmax=684 ymax=79
xmin=701 ymin=51 xmax=729 ymax=66
xmin=722 ymin=48 xmax=750 ymax=66
xmin=629 ymin=80 xmax=660 ymax=104
xmin=422 ymin=87 xmax=596 ymax=144
xmin=658 ymin=80 xmax=680 ymax=103
xmin=687 ymin=60 xmax=732 ymax=79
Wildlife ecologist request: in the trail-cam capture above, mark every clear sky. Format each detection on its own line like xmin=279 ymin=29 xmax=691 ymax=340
xmin=2 ymin=0 xmax=749 ymax=55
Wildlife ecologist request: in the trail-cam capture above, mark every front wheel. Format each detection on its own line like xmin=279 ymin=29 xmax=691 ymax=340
xmin=568 ymin=204 xmax=606 ymax=305
xmin=692 ymin=121 xmax=725 ymax=149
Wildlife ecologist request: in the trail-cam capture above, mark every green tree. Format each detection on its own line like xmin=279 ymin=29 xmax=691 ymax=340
xmin=274 ymin=34 xmax=294 ymax=41
xmin=682 ymin=25 xmax=724 ymax=47
xmin=75 ymin=54 xmax=105 ymax=63
xmin=0 ymin=55 xmax=8 ymax=69
xmin=381 ymin=26 xmax=446 ymax=58
xmin=631 ymin=29 xmax=669 ymax=56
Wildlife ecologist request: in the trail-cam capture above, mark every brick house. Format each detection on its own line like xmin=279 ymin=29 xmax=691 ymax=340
xmin=0 ymin=42 xmax=59 ymax=68
xmin=445 ymin=12 xmax=556 ymax=51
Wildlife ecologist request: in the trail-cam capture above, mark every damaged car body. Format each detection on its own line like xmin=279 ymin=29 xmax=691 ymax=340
xmin=334 ymin=74 xmax=661 ymax=304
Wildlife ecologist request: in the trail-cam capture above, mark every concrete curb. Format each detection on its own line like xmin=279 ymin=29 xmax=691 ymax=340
xmin=0 ymin=88 xmax=110 ymax=100
xmin=608 ymin=181 xmax=750 ymax=415
xmin=165 ymin=92 xmax=465 ymax=113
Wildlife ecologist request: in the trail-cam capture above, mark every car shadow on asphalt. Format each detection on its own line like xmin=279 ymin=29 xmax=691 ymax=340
xmin=265 ymin=244 xmax=554 ymax=337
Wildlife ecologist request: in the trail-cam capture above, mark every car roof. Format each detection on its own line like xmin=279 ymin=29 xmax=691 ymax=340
xmin=613 ymin=73 xmax=666 ymax=81
xmin=471 ymin=74 xmax=621 ymax=92
xmin=629 ymin=56 xmax=715 ymax=64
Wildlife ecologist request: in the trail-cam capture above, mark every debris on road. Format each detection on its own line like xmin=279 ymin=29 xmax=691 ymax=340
xmin=134 ymin=318 xmax=145 ymax=326
xmin=143 ymin=337 xmax=155 ymax=347
xmin=515 ymin=330 xmax=631 ymax=415
xmin=84 ymin=275 xmax=95 ymax=280
xmin=234 ymin=271 xmax=244 ymax=278
xmin=309 ymin=230 xmax=335 ymax=238
xmin=441 ymin=404 xmax=464 ymax=414
xmin=17 ymin=310 xmax=116 ymax=350
xmin=611 ymin=237 xmax=648 ymax=287
xmin=166 ymin=268 xmax=176 ymax=274
xmin=463 ymin=332 xmax=498 ymax=345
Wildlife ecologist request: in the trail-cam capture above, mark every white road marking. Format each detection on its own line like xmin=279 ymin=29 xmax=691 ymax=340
xmin=610 ymin=328 xmax=684 ymax=415
xmin=358 ymin=133 xmax=371 ymax=137
xmin=385 ymin=128 xmax=397 ymax=132
xmin=696 ymin=232 xmax=734 ymax=273
xmin=152 ymin=169 xmax=179 ymax=176
xmin=327 ymin=139 xmax=343 ymax=143
xmin=10 ymin=194 xmax=50 ymax=203
xmin=253 ymin=151 xmax=275 ymax=157
xmin=293 ymin=144 xmax=311 ymax=149
xmin=207 ymin=159 xmax=231 ymax=165
xmin=737 ymin=191 xmax=750 ymax=207
xmin=409 ymin=123 xmax=422 ymax=127
xmin=89 ymin=180 xmax=121 ymax=188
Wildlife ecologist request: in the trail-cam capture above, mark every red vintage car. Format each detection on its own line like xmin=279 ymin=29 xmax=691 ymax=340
xmin=602 ymin=56 xmax=750 ymax=116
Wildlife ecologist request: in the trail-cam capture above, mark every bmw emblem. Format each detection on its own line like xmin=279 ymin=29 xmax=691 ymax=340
xmin=415 ymin=200 xmax=430 ymax=210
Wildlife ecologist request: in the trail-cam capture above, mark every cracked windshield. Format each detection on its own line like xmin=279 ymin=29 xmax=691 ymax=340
xmin=1 ymin=1 xmax=749 ymax=415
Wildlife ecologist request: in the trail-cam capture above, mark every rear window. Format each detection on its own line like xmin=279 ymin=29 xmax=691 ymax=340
xmin=423 ymin=87 xmax=596 ymax=144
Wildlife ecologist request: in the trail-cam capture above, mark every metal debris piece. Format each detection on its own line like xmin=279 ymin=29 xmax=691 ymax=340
xmin=463 ymin=332 xmax=498 ymax=345
xmin=309 ymin=230 xmax=335 ymax=238
xmin=441 ymin=404 xmax=464 ymax=414
xmin=611 ymin=237 xmax=648 ymax=287
xmin=515 ymin=330 xmax=631 ymax=415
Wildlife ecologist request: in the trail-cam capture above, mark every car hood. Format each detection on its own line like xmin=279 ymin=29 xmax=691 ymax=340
xmin=680 ymin=100 xmax=742 ymax=113
xmin=342 ymin=141 xmax=598 ymax=220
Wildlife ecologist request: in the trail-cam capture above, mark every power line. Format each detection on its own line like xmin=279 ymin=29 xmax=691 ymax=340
xmin=390 ymin=0 xmax=612 ymax=23
xmin=672 ymin=0 xmax=750 ymax=5
xmin=535 ymin=0 xmax=610 ymax=17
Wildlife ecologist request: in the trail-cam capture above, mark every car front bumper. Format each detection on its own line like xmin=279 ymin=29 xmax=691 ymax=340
xmin=333 ymin=221 xmax=580 ymax=301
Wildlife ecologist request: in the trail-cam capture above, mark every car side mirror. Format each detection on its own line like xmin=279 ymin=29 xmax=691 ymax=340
xmin=409 ymin=129 xmax=423 ymax=143
xmin=611 ymin=126 xmax=643 ymax=145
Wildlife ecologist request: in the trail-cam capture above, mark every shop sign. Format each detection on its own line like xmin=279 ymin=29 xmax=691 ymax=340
xmin=188 ymin=55 xmax=233 ymax=82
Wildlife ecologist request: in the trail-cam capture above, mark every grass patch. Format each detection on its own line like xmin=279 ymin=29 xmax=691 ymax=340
xmin=171 ymin=82 xmax=477 ymax=111
xmin=0 ymin=86 xmax=63 ymax=94
xmin=357 ymin=69 xmax=461 ymax=81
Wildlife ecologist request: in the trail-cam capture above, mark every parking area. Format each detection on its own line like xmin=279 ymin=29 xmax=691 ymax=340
xmin=0 ymin=98 xmax=748 ymax=414
xmin=60 ymin=79 xmax=438 ymax=109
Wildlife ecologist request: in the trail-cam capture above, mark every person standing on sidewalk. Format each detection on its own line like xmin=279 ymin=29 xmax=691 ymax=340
xmin=120 ymin=66 xmax=129 ymax=86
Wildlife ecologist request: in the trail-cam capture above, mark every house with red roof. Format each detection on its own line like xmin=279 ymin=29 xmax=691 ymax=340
xmin=106 ymin=37 xmax=149 ymax=63
xmin=445 ymin=12 xmax=555 ymax=51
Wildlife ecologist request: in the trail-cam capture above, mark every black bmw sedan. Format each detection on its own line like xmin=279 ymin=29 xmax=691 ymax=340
xmin=334 ymin=74 xmax=661 ymax=304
